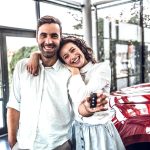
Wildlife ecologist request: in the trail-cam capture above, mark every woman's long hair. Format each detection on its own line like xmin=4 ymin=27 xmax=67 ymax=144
xmin=57 ymin=36 xmax=97 ymax=64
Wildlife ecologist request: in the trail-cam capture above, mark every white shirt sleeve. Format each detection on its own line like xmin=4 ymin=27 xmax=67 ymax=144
xmin=6 ymin=58 xmax=30 ymax=111
xmin=68 ymin=74 xmax=89 ymax=103
xmin=68 ymin=62 xmax=111 ymax=103
xmin=6 ymin=60 xmax=22 ymax=111
xmin=68 ymin=61 xmax=111 ymax=119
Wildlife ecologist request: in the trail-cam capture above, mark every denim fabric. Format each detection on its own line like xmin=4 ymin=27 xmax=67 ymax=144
xmin=72 ymin=120 xmax=126 ymax=150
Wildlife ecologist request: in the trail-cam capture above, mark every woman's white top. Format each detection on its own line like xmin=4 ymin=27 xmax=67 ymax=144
xmin=68 ymin=61 xmax=115 ymax=125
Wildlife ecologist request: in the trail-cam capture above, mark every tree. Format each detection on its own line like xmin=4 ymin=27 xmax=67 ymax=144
xmin=9 ymin=45 xmax=38 ymax=75
xmin=124 ymin=1 xmax=150 ymax=27
xmin=67 ymin=11 xmax=82 ymax=30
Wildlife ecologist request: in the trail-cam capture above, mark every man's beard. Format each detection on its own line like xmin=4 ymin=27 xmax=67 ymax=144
xmin=42 ymin=50 xmax=56 ymax=58
xmin=39 ymin=44 xmax=58 ymax=58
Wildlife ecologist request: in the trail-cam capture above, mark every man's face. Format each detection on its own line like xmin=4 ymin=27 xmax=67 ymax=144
xmin=37 ymin=23 xmax=61 ymax=59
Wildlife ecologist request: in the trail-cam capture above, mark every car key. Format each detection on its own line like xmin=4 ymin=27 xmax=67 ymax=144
xmin=90 ymin=93 xmax=97 ymax=108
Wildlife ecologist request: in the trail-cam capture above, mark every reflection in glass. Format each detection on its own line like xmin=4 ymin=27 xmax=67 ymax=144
xmin=6 ymin=36 xmax=37 ymax=86
xmin=40 ymin=2 xmax=82 ymax=35
xmin=0 ymin=57 xmax=2 ymax=98
xmin=0 ymin=101 xmax=4 ymax=128
xmin=116 ymin=44 xmax=128 ymax=78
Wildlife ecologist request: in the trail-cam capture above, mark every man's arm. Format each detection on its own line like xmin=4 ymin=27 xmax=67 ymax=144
xmin=7 ymin=108 xmax=20 ymax=149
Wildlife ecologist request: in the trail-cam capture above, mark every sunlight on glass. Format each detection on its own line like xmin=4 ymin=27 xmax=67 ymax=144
xmin=40 ymin=2 xmax=83 ymax=35
xmin=6 ymin=37 xmax=37 ymax=52
xmin=0 ymin=0 xmax=36 ymax=29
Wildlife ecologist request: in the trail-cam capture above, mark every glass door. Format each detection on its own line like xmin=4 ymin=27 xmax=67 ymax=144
xmin=6 ymin=36 xmax=37 ymax=89
xmin=0 ymin=27 xmax=36 ymax=135
xmin=0 ymin=36 xmax=8 ymax=135
xmin=0 ymin=59 xmax=4 ymax=129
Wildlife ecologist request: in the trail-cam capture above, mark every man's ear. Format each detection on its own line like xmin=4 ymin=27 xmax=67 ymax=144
xmin=36 ymin=30 xmax=38 ymax=42
xmin=36 ymin=36 xmax=38 ymax=42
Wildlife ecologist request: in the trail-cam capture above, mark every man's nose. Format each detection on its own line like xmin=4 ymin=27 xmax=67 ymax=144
xmin=45 ymin=36 xmax=52 ymax=44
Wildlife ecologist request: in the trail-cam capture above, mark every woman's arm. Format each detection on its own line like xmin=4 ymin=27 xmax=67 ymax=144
xmin=26 ymin=51 xmax=41 ymax=75
xmin=68 ymin=62 xmax=111 ymax=103
xmin=68 ymin=62 xmax=111 ymax=117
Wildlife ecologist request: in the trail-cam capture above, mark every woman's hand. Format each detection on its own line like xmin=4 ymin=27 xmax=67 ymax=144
xmin=78 ymin=92 xmax=108 ymax=117
xmin=26 ymin=51 xmax=41 ymax=76
xmin=65 ymin=65 xmax=80 ymax=75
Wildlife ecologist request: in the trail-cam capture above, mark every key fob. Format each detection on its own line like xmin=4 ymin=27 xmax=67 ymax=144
xmin=90 ymin=93 xmax=97 ymax=108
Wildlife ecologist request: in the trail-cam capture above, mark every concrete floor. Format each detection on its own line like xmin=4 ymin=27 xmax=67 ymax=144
xmin=0 ymin=134 xmax=10 ymax=150
xmin=1 ymin=134 xmax=150 ymax=150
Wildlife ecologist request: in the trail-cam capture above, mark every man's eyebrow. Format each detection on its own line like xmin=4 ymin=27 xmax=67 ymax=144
xmin=51 ymin=33 xmax=58 ymax=35
xmin=39 ymin=32 xmax=46 ymax=35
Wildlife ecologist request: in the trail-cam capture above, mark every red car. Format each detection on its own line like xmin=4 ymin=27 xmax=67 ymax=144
xmin=109 ymin=83 xmax=150 ymax=150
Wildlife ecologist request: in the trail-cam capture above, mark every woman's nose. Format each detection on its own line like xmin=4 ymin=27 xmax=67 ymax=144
xmin=70 ymin=54 xmax=75 ymax=61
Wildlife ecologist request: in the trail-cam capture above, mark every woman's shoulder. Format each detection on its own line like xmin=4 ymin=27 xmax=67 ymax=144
xmin=94 ymin=60 xmax=110 ymax=69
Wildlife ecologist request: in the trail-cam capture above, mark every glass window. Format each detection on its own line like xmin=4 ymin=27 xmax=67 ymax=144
xmin=0 ymin=101 xmax=4 ymax=128
xmin=0 ymin=59 xmax=2 ymax=98
xmin=40 ymin=2 xmax=83 ymax=35
xmin=119 ymin=23 xmax=141 ymax=41
xmin=144 ymin=28 xmax=150 ymax=43
xmin=0 ymin=54 xmax=4 ymax=129
xmin=143 ymin=0 xmax=150 ymax=29
xmin=0 ymin=0 xmax=36 ymax=29
xmin=6 ymin=36 xmax=37 ymax=85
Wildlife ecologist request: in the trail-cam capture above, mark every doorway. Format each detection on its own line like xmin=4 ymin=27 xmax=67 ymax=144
xmin=0 ymin=26 xmax=36 ymax=135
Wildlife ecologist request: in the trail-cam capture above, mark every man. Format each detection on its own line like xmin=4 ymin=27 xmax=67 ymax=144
xmin=7 ymin=15 xmax=108 ymax=150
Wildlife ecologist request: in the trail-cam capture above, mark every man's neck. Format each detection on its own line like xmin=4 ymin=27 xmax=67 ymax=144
xmin=41 ymin=55 xmax=58 ymax=67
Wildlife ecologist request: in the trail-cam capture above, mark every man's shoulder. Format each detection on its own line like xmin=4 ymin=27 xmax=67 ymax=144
xmin=56 ymin=60 xmax=67 ymax=69
xmin=56 ymin=60 xmax=71 ymax=74
xmin=16 ymin=58 xmax=29 ymax=65
xmin=14 ymin=58 xmax=29 ymax=71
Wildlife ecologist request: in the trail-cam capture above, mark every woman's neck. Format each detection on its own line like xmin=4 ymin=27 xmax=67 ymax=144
xmin=80 ymin=59 xmax=89 ymax=69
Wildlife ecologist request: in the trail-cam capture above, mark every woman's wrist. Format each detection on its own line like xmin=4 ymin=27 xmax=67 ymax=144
xmin=79 ymin=102 xmax=94 ymax=117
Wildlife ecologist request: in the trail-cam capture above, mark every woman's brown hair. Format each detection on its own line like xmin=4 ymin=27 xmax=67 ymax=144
xmin=58 ymin=36 xmax=96 ymax=64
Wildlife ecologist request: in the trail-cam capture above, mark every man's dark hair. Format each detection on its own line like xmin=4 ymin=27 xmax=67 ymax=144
xmin=37 ymin=15 xmax=62 ymax=36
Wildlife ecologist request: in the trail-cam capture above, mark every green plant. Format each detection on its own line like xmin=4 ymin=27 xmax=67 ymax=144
xmin=9 ymin=45 xmax=38 ymax=75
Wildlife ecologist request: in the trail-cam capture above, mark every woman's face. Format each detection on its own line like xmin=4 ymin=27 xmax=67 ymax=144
xmin=59 ymin=42 xmax=88 ymax=68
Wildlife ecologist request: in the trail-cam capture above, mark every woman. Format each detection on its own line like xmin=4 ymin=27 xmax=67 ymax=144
xmin=27 ymin=36 xmax=126 ymax=150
